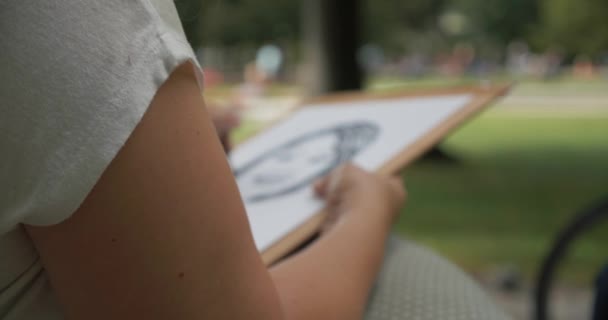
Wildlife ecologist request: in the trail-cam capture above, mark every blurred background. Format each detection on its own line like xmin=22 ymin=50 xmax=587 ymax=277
xmin=175 ymin=0 xmax=608 ymax=319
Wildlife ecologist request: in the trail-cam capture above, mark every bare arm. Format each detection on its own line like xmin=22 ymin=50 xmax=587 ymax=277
xmin=25 ymin=63 xmax=404 ymax=320
xmin=271 ymin=165 xmax=405 ymax=319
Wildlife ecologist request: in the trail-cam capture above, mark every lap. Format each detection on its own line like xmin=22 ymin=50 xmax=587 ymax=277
xmin=365 ymin=236 xmax=511 ymax=320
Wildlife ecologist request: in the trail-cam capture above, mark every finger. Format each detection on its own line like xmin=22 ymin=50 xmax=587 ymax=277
xmin=313 ymin=176 xmax=330 ymax=197
xmin=314 ymin=164 xmax=348 ymax=198
xmin=327 ymin=165 xmax=347 ymax=196
xmin=389 ymin=176 xmax=402 ymax=187
xmin=389 ymin=176 xmax=407 ymax=199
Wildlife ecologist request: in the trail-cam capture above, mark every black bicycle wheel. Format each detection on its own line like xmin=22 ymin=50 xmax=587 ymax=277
xmin=534 ymin=196 xmax=608 ymax=320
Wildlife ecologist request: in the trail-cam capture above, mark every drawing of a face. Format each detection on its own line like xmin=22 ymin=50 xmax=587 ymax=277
xmin=235 ymin=121 xmax=379 ymax=203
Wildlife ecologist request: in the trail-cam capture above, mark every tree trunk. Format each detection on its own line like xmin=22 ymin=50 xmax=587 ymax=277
xmin=303 ymin=0 xmax=363 ymax=95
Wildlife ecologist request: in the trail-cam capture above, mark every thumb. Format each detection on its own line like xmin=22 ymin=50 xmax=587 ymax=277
xmin=313 ymin=176 xmax=330 ymax=197
xmin=314 ymin=165 xmax=347 ymax=198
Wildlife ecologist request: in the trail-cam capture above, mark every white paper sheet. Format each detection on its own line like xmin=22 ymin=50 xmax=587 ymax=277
xmin=229 ymin=94 xmax=473 ymax=251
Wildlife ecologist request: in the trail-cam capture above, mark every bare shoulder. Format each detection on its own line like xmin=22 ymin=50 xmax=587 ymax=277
xmin=26 ymin=63 xmax=282 ymax=320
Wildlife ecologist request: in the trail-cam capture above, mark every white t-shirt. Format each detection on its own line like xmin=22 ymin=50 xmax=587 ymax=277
xmin=0 ymin=1 xmax=203 ymax=318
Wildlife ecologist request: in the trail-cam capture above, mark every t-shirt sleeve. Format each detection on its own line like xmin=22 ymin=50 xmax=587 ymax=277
xmin=0 ymin=0 xmax=203 ymax=232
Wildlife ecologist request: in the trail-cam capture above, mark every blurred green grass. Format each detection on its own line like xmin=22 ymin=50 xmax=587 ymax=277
xmin=397 ymin=111 xmax=608 ymax=284
xmin=368 ymin=75 xmax=608 ymax=94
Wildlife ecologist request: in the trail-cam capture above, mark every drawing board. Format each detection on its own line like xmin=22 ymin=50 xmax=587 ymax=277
xmin=229 ymin=85 xmax=509 ymax=264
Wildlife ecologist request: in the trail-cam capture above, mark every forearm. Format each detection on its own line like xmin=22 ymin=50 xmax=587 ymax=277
xmin=269 ymin=211 xmax=391 ymax=320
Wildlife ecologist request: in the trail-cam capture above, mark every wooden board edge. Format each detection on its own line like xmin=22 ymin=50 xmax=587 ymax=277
xmin=261 ymin=210 xmax=327 ymax=265
xmin=258 ymin=84 xmax=511 ymax=265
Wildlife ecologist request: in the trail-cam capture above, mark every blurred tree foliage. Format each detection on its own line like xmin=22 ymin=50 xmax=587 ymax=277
xmin=196 ymin=0 xmax=299 ymax=47
xmin=176 ymin=0 xmax=607 ymax=60
xmin=454 ymin=0 xmax=539 ymax=45
xmin=362 ymin=0 xmax=447 ymax=56
xmin=175 ymin=0 xmax=204 ymax=48
xmin=536 ymin=0 xmax=608 ymax=57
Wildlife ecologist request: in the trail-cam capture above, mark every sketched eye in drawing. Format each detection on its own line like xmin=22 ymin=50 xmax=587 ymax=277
xmin=234 ymin=121 xmax=380 ymax=203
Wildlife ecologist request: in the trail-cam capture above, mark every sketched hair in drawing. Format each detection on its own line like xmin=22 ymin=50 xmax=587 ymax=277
xmin=234 ymin=121 xmax=379 ymax=203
